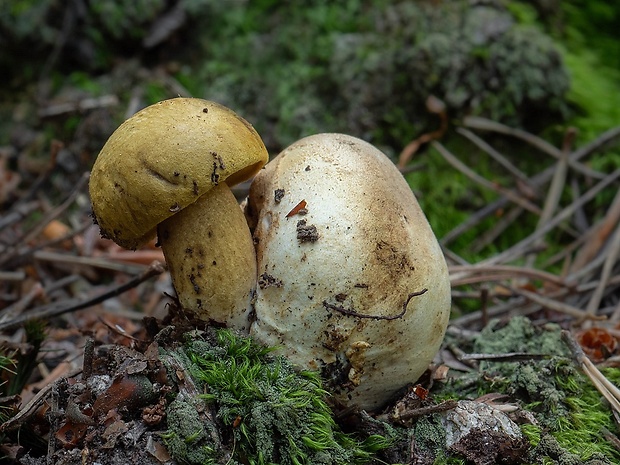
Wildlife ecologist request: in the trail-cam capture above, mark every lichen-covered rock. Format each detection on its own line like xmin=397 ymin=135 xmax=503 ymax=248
xmin=441 ymin=400 xmax=529 ymax=465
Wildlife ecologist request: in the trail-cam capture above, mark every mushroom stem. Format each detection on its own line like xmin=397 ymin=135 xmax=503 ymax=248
xmin=158 ymin=182 xmax=256 ymax=332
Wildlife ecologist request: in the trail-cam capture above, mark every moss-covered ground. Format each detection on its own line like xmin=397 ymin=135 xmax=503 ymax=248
xmin=440 ymin=317 xmax=620 ymax=464
xmin=160 ymin=321 xmax=620 ymax=465
xmin=163 ymin=329 xmax=391 ymax=465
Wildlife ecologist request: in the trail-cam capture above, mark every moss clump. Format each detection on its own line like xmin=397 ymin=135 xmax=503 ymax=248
xmin=532 ymin=434 xmax=610 ymax=465
xmin=184 ymin=1 xmax=569 ymax=152
xmin=165 ymin=329 xmax=390 ymax=465
xmin=164 ymin=395 xmax=224 ymax=465
xmin=441 ymin=317 xmax=620 ymax=463
xmin=411 ymin=415 xmax=450 ymax=464
xmin=475 ymin=317 xmax=574 ymax=425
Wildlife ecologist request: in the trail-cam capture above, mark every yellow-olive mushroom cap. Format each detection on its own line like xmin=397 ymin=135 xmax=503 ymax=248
xmin=89 ymin=98 xmax=268 ymax=249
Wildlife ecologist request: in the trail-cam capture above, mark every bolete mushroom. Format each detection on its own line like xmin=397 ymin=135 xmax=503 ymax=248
xmin=89 ymin=98 xmax=268 ymax=329
xmin=246 ymin=133 xmax=451 ymax=410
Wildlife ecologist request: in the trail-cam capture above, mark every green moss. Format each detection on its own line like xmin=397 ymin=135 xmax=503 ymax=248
xmin=474 ymin=317 xmax=569 ymax=356
xmin=439 ymin=317 xmax=620 ymax=463
xmin=562 ymin=49 xmax=620 ymax=140
xmin=412 ymin=415 xmax=447 ymax=462
xmin=521 ymin=423 xmax=542 ymax=447
xmin=532 ymin=433 xmax=611 ymax=465
xmin=509 ymin=1 xmax=620 ymax=142
xmin=164 ymin=396 xmax=223 ymax=465
xmin=554 ymin=368 xmax=620 ymax=461
xmin=549 ymin=3 xmax=620 ymax=144
xmin=165 ymin=329 xmax=390 ymax=465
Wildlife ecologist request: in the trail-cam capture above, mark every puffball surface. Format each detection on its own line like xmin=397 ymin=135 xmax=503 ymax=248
xmin=247 ymin=133 xmax=451 ymax=410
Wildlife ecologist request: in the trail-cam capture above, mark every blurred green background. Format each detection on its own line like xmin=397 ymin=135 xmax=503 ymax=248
xmin=1 ymin=0 xmax=619 ymax=261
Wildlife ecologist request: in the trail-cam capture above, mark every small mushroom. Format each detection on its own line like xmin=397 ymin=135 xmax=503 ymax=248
xmin=89 ymin=98 xmax=268 ymax=328
xmin=246 ymin=133 xmax=451 ymax=410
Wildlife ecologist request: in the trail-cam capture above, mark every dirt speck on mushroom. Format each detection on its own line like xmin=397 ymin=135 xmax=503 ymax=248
xmin=296 ymin=219 xmax=319 ymax=242
xmin=258 ymin=273 xmax=283 ymax=289
xmin=274 ymin=189 xmax=285 ymax=203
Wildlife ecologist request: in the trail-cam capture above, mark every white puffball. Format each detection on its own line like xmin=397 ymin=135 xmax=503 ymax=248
xmin=246 ymin=133 xmax=451 ymax=410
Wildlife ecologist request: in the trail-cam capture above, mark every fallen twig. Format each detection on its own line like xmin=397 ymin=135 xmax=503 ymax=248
xmin=0 ymin=261 xmax=166 ymax=331
xmin=459 ymin=352 xmax=551 ymax=362
xmin=586 ymin=224 xmax=620 ymax=316
xmin=397 ymin=95 xmax=448 ymax=169
xmin=37 ymin=95 xmax=119 ymax=118
xmin=525 ymin=128 xmax=574 ymax=268
xmin=463 ymin=116 xmax=612 ymax=179
xmin=391 ymin=399 xmax=458 ymax=423
xmin=456 ymin=127 xmax=535 ymax=193
xmin=449 ymin=264 xmax=571 ymax=288
xmin=0 ymin=172 xmax=90 ymax=268
xmin=432 ymin=141 xmax=543 ymax=215
xmin=0 ymin=283 xmax=44 ymax=324
xmin=470 ymin=206 xmax=524 ymax=254
xmin=33 ymin=250 xmax=149 ymax=274
xmin=479 ymin=169 xmax=620 ymax=267
xmin=0 ymin=370 xmax=80 ymax=433
xmin=323 ymin=289 xmax=428 ymax=321
xmin=0 ymin=201 xmax=40 ymax=233
xmin=506 ymin=285 xmax=605 ymax=321
xmin=571 ymin=188 xmax=620 ymax=273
